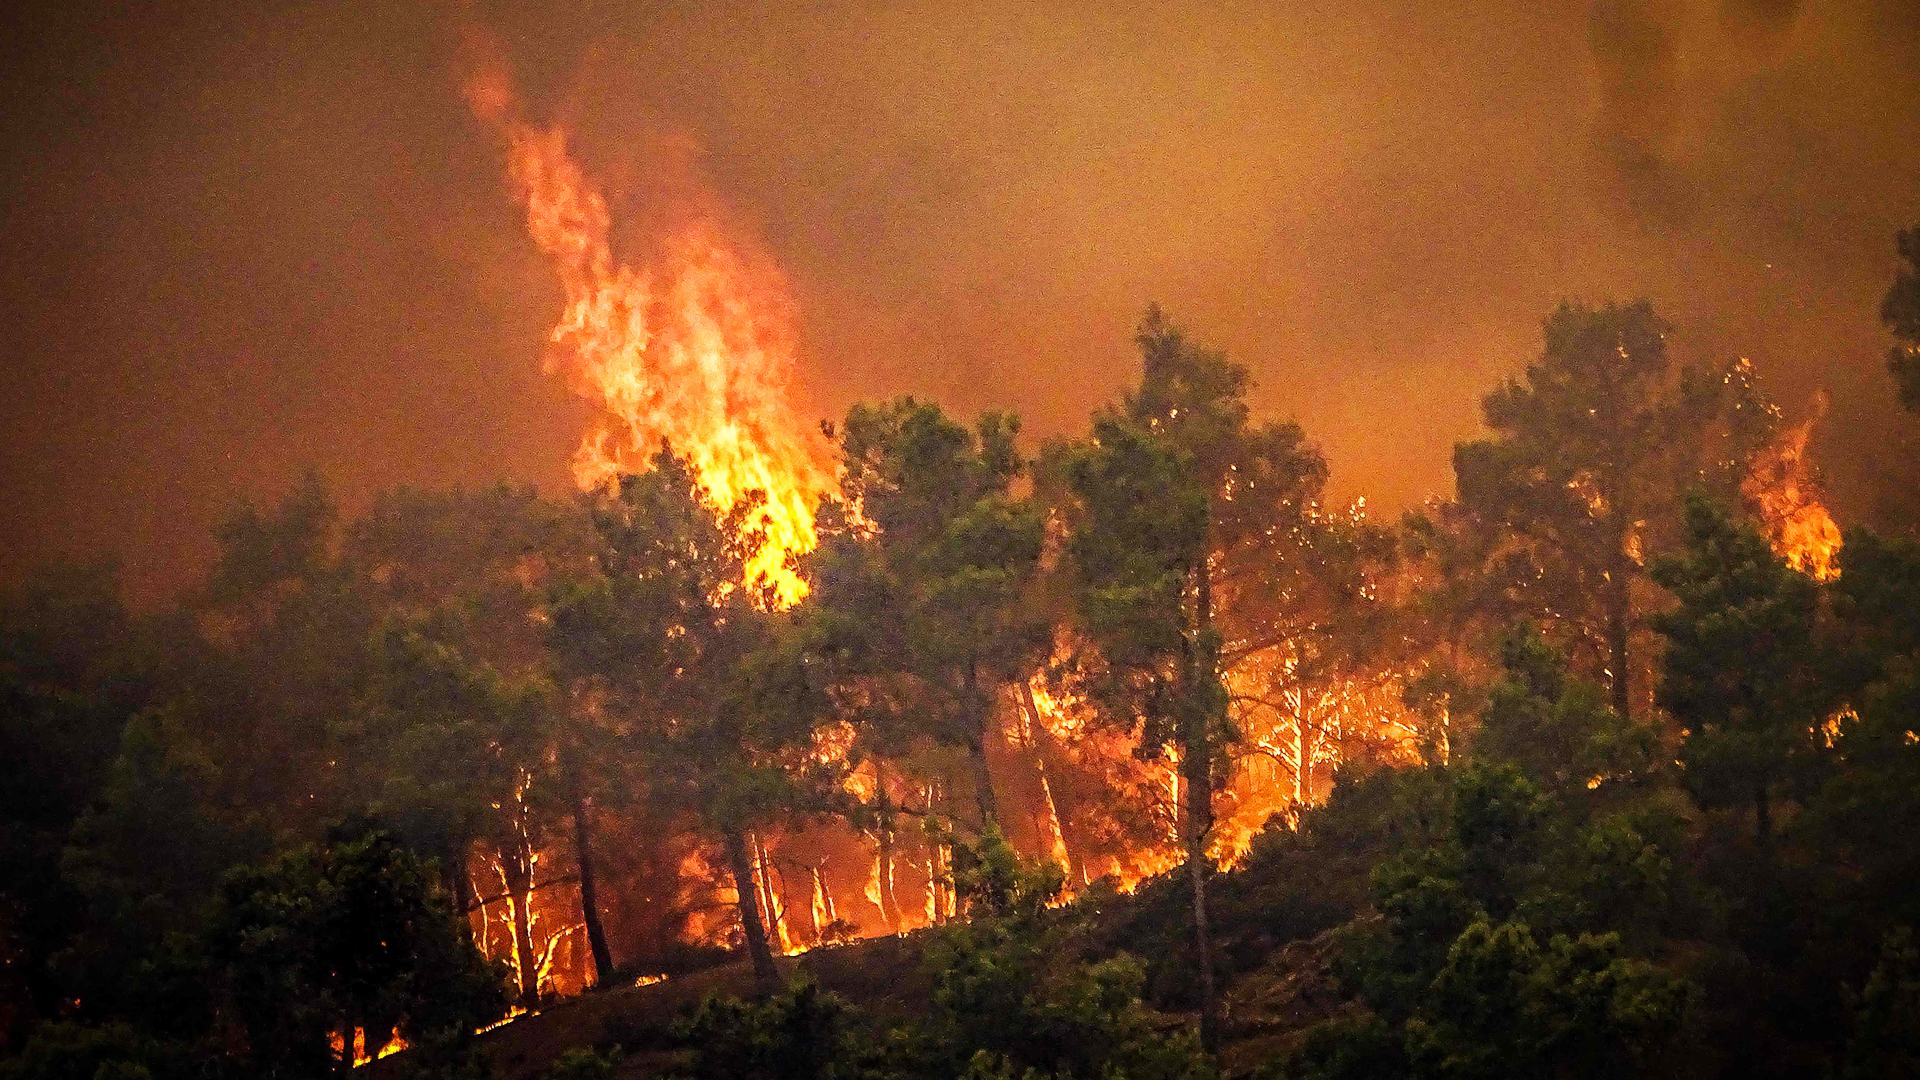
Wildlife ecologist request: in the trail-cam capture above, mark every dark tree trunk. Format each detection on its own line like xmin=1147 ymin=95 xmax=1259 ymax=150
xmin=964 ymin=662 xmax=998 ymax=830
xmin=447 ymin=840 xmax=475 ymax=944
xmin=572 ymin=795 xmax=614 ymax=987
xmin=724 ymin=827 xmax=778 ymax=992
xmin=1187 ymin=562 xmax=1221 ymax=1056
xmin=1755 ymin=781 xmax=1773 ymax=847
xmin=336 ymin=1017 xmax=357 ymax=1075
xmin=1182 ymin=718 xmax=1219 ymax=1055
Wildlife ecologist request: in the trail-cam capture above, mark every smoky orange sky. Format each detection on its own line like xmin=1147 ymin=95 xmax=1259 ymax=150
xmin=3 ymin=0 xmax=1916 ymax=603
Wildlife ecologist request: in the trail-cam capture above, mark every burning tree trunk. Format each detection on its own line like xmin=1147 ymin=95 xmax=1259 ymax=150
xmin=570 ymin=794 xmax=613 ymax=986
xmin=498 ymin=846 xmax=541 ymax=1008
xmin=873 ymin=840 xmax=899 ymax=930
xmin=807 ymin=863 xmax=839 ymax=942
xmin=751 ymin=832 xmax=794 ymax=953
xmin=1292 ymin=700 xmax=1313 ymax=808
xmin=922 ymin=781 xmax=956 ymax=924
xmin=1017 ymin=679 xmax=1074 ymax=876
xmin=926 ymin=839 xmax=953 ymax=924
xmin=722 ymin=828 xmax=778 ymax=991
xmin=867 ymin=771 xmax=902 ymax=931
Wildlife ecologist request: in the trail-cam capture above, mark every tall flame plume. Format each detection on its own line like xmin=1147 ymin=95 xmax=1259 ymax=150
xmin=466 ymin=61 xmax=832 ymax=605
xmin=1744 ymin=390 xmax=1843 ymax=582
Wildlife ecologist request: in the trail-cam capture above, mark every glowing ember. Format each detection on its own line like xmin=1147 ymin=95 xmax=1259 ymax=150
xmin=475 ymin=1006 xmax=530 ymax=1035
xmin=1744 ymin=390 xmax=1843 ymax=581
xmin=466 ymin=62 xmax=833 ymax=605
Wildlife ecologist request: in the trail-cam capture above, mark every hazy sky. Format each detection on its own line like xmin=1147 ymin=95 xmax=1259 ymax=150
xmin=3 ymin=0 xmax=1917 ymax=602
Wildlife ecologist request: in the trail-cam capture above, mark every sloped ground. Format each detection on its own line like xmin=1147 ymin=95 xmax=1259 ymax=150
xmin=368 ymin=932 xmax=935 ymax=1079
xmin=375 ymin=917 xmax=1353 ymax=1079
xmin=373 ymin=816 xmax=1388 ymax=1079
xmin=1216 ymin=923 xmax=1358 ymax=1076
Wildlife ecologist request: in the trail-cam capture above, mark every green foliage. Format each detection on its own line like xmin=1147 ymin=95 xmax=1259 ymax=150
xmin=1053 ymin=307 xmax=1328 ymax=1052
xmin=1342 ymin=849 xmax=1481 ymax=1021
xmin=1259 ymin=1015 xmax=1406 ymax=1080
xmin=1840 ymin=928 xmax=1920 ymax=1080
xmin=1453 ymin=300 xmax=1751 ymax=718
xmin=541 ymin=1045 xmax=623 ymax=1080
xmin=670 ymin=842 xmax=1210 ymax=1080
xmin=1473 ymin=628 xmax=1655 ymax=792
xmin=1056 ymin=306 xmax=1328 ymax=763
xmin=357 ymin=611 xmax=553 ymax=881
xmin=811 ymin=397 xmax=1050 ymax=826
xmin=1653 ymin=497 xmax=1830 ymax=840
xmin=1059 ymin=413 xmax=1211 ymax=737
xmin=1448 ymin=763 xmax=1547 ymax=917
xmin=672 ymin=981 xmax=890 ymax=1080
xmin=949 ymin=825 xmax=1065 ymax=921
xmin=206 ymin=469 xmax=337 ymax=604
xmin=552 ymin=449 xmax=826 ymax=833
xmin=1403 ymin=920 xmax=1687 ymax=1080
xmin=207 ymin=828 xmax=503 ymax=1077
xmin=1306 ymin=631 xmax=1700 ymax=1078
xmin=1803 ymin=652 xmax=1920 ymax=929
xmin=19 ymin=293 xmax=1920 ymax=1080
xmin=1315 ymin=919 xmax=1688 ymax=1080
xmin=0 ymin=1022 xmax=178 ymax=1080
xmin=549 ymin=448 xmax=838 ymax=985
xmin=0 ymin=562 xmax=191 ymax=1046
xmin=55 ymin=710 xmax=250 ymax=1034
xmin=921 ymin=923 xmax=1213 ymax=1080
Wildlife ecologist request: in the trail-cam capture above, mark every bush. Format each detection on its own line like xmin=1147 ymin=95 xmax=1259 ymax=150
xmin=671 ymin=981 xmax=892 ymax=1080
xmin=542 ymin=1046 xmax=621 ymax=1080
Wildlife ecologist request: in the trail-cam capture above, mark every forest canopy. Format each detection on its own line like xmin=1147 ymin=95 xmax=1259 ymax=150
xmin=3 ymin=227 xmax=1918 ymax=1079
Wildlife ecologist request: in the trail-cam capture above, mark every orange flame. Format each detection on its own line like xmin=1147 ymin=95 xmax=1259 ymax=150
xmin=466 ymin=62 xmax=832 ymax=605
xmin=331 ymin=1027 xmax=408 ymax=1068
xmin=1744 ymin=391 xmax=1842 ymax=581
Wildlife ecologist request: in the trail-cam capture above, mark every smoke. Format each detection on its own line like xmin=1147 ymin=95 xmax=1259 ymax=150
xmin=1584 ymin=0 xmax=1816 ymax=221
xmin=1 ymin=0 xmax=1916 ymax=602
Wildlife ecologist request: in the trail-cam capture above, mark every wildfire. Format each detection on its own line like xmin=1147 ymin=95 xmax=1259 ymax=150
xmin=1744 ymin=391 xmax=1843 ymax=581
xmin=466 ymin=61 xmax=833 ymax=605
xmin=331 ymin=1027 xmax=407 ymax=1068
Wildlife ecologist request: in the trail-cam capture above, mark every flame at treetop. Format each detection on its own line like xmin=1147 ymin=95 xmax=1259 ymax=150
xmin=466 ymin=61 xmax=833 ymax=606
xmin=1744 ymin=390 xmax=1843 ymax=582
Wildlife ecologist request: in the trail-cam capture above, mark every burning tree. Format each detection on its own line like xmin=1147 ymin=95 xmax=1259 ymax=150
xmin=1054 ymin=306 xmax=1327 ymax=1053
xmin=810 ymin=398 xmax=1051 ymax=834
xmin=1453 ymin=301 xmax=1767 ymax=722
xmin=465 ymin=58 xmax=833 ymax=607
xmin=346 ymin=487 xmax=607 ymax=1003
xmin=550 ymin=449 xmax=837 ymax=991
xmin=1218 ymin=499 xmax=1413 ymax=855
xmin=358 ymin=618 xmax=565 ymax=1008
